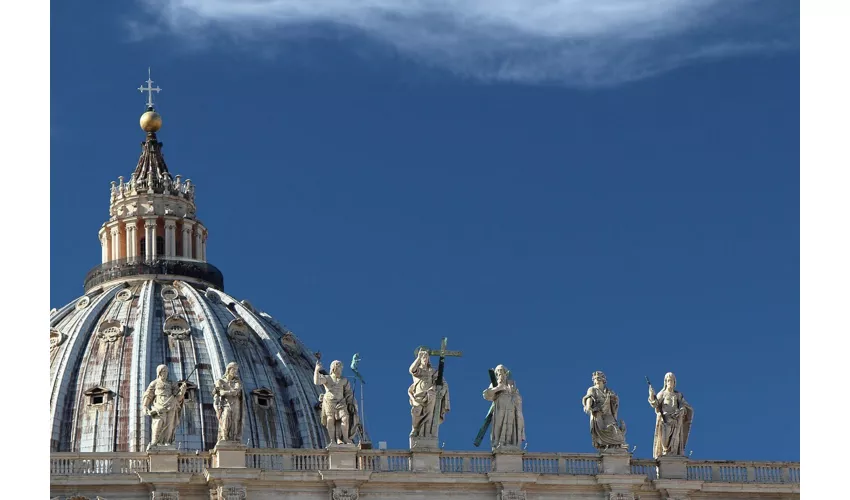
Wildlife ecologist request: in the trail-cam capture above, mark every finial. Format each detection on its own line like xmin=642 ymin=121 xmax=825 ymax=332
xmin=138 ymin=68 xmax=163 ymax=133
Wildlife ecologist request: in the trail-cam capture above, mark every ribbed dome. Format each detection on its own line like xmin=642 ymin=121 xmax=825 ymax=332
xmin=49 ymin=279 xmax=329 ymax=452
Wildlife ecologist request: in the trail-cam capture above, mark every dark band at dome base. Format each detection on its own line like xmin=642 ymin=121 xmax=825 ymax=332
xmin=83 ymin=257 xmax=225 ymax=292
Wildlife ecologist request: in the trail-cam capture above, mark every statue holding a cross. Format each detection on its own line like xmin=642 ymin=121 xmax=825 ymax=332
xmin=408 ymin=337 xmax=461 ymax=449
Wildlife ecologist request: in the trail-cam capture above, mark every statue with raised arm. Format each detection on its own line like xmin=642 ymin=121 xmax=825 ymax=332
xmin=408 ymin=347 xmax=450 ymax=441
xmin=213 ymin=362 xmax=244 ymax=443
xmin=482 ymin=365 xmax=525 ymax=451
xmin=142 ymin=364 xmax=188 ymax=449
xmin=648 ymin=372 xmax=693 ymax=459
xmin=314 ymin=359 xmax=358 ymax=445
xmin=582 ymin=371 xmax=627 ymax=450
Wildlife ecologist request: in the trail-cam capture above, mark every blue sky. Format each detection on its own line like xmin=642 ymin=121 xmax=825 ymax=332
xmin=51 ymin=1 xmax=799 ymax=460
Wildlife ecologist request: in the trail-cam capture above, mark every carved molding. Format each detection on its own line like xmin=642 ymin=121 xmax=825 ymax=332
xmin=163 ymin=315 xmax=191 ymax=340
xmin=226 ymin=318 xmax=253 ymax=346
xmin=609 ymin=493 xmax=636 ymax=500
xmin=332 ymin=487 xmax=359 ymax=500
xmin=151 ymin=491 xmax=179 ymax=500
xmin=217 ymin=486 xmax=246 ymax=500
xmin=499 ymin=489 xmax=527 ymax=500
xmin=96 ymin=320 xmax=124 ymax=343
xmin=50 ymin=328 xmax=66 ymax=350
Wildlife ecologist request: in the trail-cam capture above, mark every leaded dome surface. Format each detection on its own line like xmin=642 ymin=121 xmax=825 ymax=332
xmin=49 ymin=279 xmax=328 ymax=452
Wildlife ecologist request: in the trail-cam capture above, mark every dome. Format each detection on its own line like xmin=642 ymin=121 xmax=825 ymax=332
xmin=50 ymin=81 xmax=333 ymax=452
xmin=49 ymin=279 xmax=329 ymax=452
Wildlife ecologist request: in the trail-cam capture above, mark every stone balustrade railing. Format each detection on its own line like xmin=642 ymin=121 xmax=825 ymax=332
xmin=49 ymin=450 xmax=800 ymax=485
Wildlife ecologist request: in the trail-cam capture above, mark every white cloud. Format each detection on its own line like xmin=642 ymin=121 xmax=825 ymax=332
xmin=139 ymin=0 xmax=796 ymax=86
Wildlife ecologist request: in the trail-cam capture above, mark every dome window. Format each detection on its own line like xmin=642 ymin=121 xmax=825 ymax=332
xmin=75 ymin=296 xmax=91 ymax=310
xmin=252 ymin=388 xmax=274 ymax=408
xmin=240 ymin=300 xmax=255 ymax=313
xmin=96 ymin=320 xmax=124 ymax=343
xmin=50 ymin=328 xmax=66 ymax=350
xmin=227 ymin=319 xmax=253 ymax=346
xmin=84 ymin=386 xmax=113 ymax=407
xmin=116 ymin=289 xmax=133 ymax=302
xmin=161 ymin=286 xmax=179 ymax=301
xmin=163 ymin=315 xmax=191 ymax=340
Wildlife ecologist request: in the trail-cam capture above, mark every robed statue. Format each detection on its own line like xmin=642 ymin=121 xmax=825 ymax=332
xmin=314 ymin=359 xmax=359 ymax=445
xmin=142 ymin=364 xmax=188 ymax=449
xmin=648 ymin=372 xmax=693 ymax=459
xmin=408 ymin=347 xmax=450 ymax=440
xmin=582 ymin=371 xmax=627 ymax=450
xmin=482 ymin=364 xmax=526 ymax=451
xmin=213 ymin=362 xmax=244 ymax=443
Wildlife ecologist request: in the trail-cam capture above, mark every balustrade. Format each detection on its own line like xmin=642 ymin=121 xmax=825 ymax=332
xmin=49 ymin=450 xmax=799 ymax=486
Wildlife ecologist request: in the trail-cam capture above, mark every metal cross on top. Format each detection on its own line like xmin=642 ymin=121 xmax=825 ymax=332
xmin=417 ymin=337 xmax=462 ymax=387
xmin=138 ymin=67 xmax=162 ymax=109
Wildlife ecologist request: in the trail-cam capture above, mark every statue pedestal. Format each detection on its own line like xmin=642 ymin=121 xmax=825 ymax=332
xmin=212 ymin=440 xmax=248 ymax=469
xmin=409 ymin=435 xmax=439 ymax=451
xmin=600 ymin=447 xmax=631 ymax=475
xmin=327 ymin=443 xmax=358 ymax=470
xmin=657 ymin=455 xmax=690 ymax=479
xmin=147 ymin=445 xmax=179 ymax=473
xmin=410 ymin=435 xmax=440 ymax=472
xmin=492 ymin=449 xmax=525 ymax=473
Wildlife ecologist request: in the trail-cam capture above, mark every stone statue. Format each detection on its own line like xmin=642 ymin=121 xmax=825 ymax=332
xmin=582 ymin=371 xmax=627 ymax=450
xmin=648 ymin=372 xmax=693 ymax=459
xmin=314 ymin=359 xmax=359 ymax=445
xmin=408 ymin=348 xmax=450 ymax=441
xmin=142 ymin=364 xmax=188 ymax=449
xmin=213 ymin=362 xmax=244 ymax=443
xmin=482 ymin=365 xmax=526 ymax=451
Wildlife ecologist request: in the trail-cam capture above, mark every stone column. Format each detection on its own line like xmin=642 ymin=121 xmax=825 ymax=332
xmin=144 ymin=218 xmax=158 ymax=261
xmin=201 ymin=232 xmax=208 ymax=262
xmin=182 ymin=221 xmax=194 ymax=260
xmin=194 ymin=224 xmax=203 ymax=261
xmin=99 ymin=228 xmax=108 ymax=263
xmin=164 ymin=217 xmax=178 ymax=258
xmin=124 ymin=220 xmax=137 ymax=260
xmin=110 ymin=225 xmax=121 ymax=261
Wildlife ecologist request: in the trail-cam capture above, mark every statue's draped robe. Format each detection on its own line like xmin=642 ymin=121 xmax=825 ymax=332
xmin=213 ymin=376 xmax=244 ymax=442
xmin=483 ymin=384 xmax=525 ymax=449
xmin=582 ymin=386 xmax=626 ymax=449
xmin=649 ymin=389 xmax=693 ymax=459
xmin=142 ymin=379 xmax=186 ymax=447
xmin=408 ymin=362 xmax=450 ymax=438
xmin=315 ymin=372 xmax=359 ymax=443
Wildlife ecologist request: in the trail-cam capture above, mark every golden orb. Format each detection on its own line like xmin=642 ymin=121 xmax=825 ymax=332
xmin=140 ymin=110 xmax=162 ymax=132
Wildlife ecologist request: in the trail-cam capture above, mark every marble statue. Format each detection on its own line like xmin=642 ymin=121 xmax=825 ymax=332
xmin=482 ymin=365 xmax=526 ymax=451
xmin=314 ymin=359 xmax=359 ymax=445
xmin=408 ymin=348 xmax=450 ymax=440
xmin=142 ymin=365 xmax=188 ymax=449
xmin=213 ymin=362 xmax=244 ymax=443
xmin=648 ymin=372 xmax=693 ymax=459
xmin=582 ymin=371 xmax=627 ymax=450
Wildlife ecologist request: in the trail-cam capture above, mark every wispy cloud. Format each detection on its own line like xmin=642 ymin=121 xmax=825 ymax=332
xmin=138 ymin=0 xmax=797 ymax=86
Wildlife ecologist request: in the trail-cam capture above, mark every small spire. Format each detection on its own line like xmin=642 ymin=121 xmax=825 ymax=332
xmin=138 ymin=67 xmax=162 ymax=110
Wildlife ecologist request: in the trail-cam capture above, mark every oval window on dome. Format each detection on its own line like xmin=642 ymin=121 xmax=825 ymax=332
xmin=75 ymin=296 xmax=91 ymax=310
xmin=205 ymin=288 xmax=220 ymax=303
xmin=161 ymin=286 xmax=179 ymax=301
xmin=227 ymin=318 xmax=253 ymax=346
xmin=116 ymin=289 xmax=133 ymax=302
xmin=97 ymin=320 xmax=124 ymax=343
xmin=163 ymin=315 xmax=191 ymax=340
xmin=50 ymin=328 xmax=66 ymax=349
